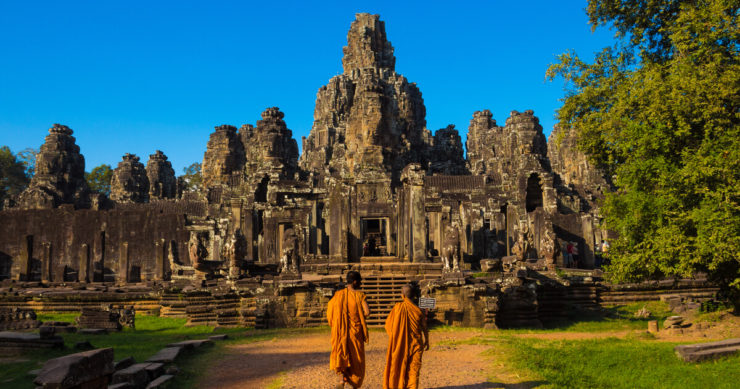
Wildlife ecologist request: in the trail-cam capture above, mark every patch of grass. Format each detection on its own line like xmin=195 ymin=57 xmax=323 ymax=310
xmin=35 ymin=312 xmax=79 ymax=323
xmin=694 ymin=309 xmax=732 ymax=323
xmin=0 ymin=313 xmax=244 ymax=389
xmin=265 ymin=371 xmax=288 ymax=389
xmin=503 ymin=337 xmax=740 ymax=389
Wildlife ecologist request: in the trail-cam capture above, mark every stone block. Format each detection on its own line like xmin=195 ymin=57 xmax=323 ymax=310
xmin=146 ymin=347 xmax=182 ymax=363
xmin=111 ymin=363 xmax=151 ymax=389
xmin=115 ymin=357 xmax=136 ymax=371
xmin=165 ymin=339 xmax=213 ymax=350
xmin=146 ymin=374 xmax=174 ymax=389
xmin=208 ymin=334 xmax=228 ymax=341
xmin=34 ymin=347 xmax=114 ymax=389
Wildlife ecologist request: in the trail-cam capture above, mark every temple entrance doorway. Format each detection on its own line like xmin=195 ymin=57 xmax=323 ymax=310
xmin=361 ymin=218 xmax=389 ymax=257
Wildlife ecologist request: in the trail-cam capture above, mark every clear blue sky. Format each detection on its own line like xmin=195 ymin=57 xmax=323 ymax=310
xmin=0 ymin=1 xmax=615 ymax=173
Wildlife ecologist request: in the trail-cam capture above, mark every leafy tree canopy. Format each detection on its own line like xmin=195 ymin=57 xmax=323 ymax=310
xmin=16 ymin=148 xmax=38 ymax=178
xmin=0 ymin=146 xmax=30 ymax=208
xmin=180 ymin=162 xmax=202 ymax=192
xmin=85 ymin=164 xmax=113 ymax=196
xmin=548 ymin=0 xmax=739 ymax=302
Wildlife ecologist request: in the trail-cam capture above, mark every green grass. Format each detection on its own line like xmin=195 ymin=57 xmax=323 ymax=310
xmin=0 ymin=313 xmax=244 ymax=389
xmin=502 ymin=336 xmax=740 ymax=389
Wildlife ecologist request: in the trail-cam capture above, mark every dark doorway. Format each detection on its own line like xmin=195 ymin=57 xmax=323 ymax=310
xmin=526 ymin=173 xmax=544 ymax=212
xmin=361 ymin=218 xmax=388 ymax=256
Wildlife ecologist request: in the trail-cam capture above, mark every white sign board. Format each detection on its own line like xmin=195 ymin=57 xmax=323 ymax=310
xmin=419 ymin=297 xmax=436 ymax=310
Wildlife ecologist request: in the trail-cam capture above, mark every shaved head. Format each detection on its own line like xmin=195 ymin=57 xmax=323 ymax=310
xmin=401 ymin=284 xmax=414 ymax=299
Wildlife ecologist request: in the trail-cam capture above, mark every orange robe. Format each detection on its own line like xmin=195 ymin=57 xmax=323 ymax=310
xmin=383 ymin=298 xmax=425 ymax=389
xmin=328 ymin=288 xmax=369 ymax=388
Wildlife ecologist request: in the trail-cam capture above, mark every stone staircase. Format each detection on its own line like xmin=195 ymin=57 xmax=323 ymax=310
xmin=362 ymin=276 xmax=411 ymax=326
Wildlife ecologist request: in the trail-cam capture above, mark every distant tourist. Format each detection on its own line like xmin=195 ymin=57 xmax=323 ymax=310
xmin=328 ymin=271 xmax=370 ymax=388
xmin=383 ymin=284 xmax=429 ymax=389
xmin=571 ymin=242 xmax=579 ymax=268
xmin=565 ymin=242 xmax=574 ymax=267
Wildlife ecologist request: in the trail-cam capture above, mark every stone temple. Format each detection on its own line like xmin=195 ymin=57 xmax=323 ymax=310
xmin=0 ymin=14 xmax=636 ymax=329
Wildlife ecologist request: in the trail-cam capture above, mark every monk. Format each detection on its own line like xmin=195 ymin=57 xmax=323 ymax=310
xmin=328 ymin=270 xmax=370 ymax=388
xmin=383 ymin=284 xmax=429 ymax=389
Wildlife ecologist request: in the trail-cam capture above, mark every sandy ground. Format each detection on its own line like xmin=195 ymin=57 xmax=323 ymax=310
xmin=199 ymin=330 xmax=503 ymax=389
xmin=199 ymin=314 xmax=740 ymax=389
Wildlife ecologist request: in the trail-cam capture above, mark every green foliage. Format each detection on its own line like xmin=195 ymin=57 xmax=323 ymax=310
xmin=180 ymin=162 xmax=202 ymax=192
xmin=85 ymin=164 xmax=113 ymax=196
xmin=548 ymin=0 xmax=740 ymax=304
xmin=504 ymin=337 xmax=740 ymax=388
xmin=0 ymin=146 xmax=30 ymax=208
xmin=16 ymin=148 xmax=38 ymax=178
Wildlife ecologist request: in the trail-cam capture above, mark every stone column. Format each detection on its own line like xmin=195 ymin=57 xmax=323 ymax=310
xmin=328 ymin=181 xmax=347 ymax=262
xmin=119 ymin=242 xmax=129 ymax=283
xmin=154 ymin=239 xmax=164 ymax=281
xmin=19 ymin=235 xmax=32 ymax=281
xmin=402 ymin=164 xmax=426 ymax=263
xmin=41 ymin=242 xmax=52 ymax=283
xmin=79 ymin=243 xmax=90 ymax=283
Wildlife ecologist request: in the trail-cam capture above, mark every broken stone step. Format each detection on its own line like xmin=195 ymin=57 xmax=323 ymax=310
xmin=111 ymin=363 xmax=152 ymax=389
xmin=166 ymin=339 xmax=214 ymax=349
xmin=675 ymin=338 xmax=740 ymax=362
xmin=146 ymin=347 xmax=182 ymax=363
xmin=146 ymin=374 xmax=174 ymax=388
xmin=676 ymin=345 xmax=740 ymax=362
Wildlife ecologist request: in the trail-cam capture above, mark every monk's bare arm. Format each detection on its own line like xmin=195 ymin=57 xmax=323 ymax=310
xmin=362 ymin=298 xmax=371 ymax=318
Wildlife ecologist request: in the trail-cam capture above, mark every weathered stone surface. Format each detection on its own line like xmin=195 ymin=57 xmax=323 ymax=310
xmin=111 ymin=363 xmax=151 ymax=389
xmin=0 ymin=307 xmax=41 ymax=330
xmin=675 ymin=338 xmax=740 ymax=362
xmin=34 ymin=347 xmax=114 ymax=389
xmin=111 ymin=154 xmax=149 ymax=203
xmin=166 ymin=339 xmax=213 ymax=349
xmin=202 ymin=125 xmax=245 ymax=190
xmin=18 ymin=124 xmax=90 ymax=210
xmin=115 ymin=356 xmax=136 ymax=371
xmin=428 ymin=125 xmax=467 ymax=175
xmin=145 ymin=347 xmax=182 ymax=363
xmin=300 ymin=13 xmax=429 ymax=179
xmin=146 ymin=150 xmax=177 ymax=200
xmin=242 ymin=108 xmax=299 ymax=182
xmin=145 ymin=374 xmax=174 ymax=388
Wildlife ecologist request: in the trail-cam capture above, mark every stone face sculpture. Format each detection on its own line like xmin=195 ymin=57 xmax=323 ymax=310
xmin=429 ymin=125 xmax=467 ymax=175
xmin=540 ymin=228 xmax=559 ymax=266
xmin=280 ymin=227 xmax=299 ymax=273
xmin=146 ymin=150 xmax=176 ymax=199
xmin=202 ymin=124 xmax=245 ymax=190
xmin=188 ymin=233 xmax=208 ymax=271
xmin=441 ymin=224 xmax=461 ymax=272
xmin=511 ymin=226 xmax=534 ymax=262
xmin=110 ymin=153 xmax=149 ymax=203
xmin=299 ymin=13 xmax=429 ymax=179
xmin=224 ymin=229 xmax=247 ymax=279
xmin=17 ymin=124 xmax=90 ymax=209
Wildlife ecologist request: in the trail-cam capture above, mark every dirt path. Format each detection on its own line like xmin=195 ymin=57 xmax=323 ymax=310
xmin=200 ymin=329 xmax=498 ymax=389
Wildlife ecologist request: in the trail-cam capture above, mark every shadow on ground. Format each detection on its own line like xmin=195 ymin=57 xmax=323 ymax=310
xmin=430 ymin=381 xmax=548 ymax=389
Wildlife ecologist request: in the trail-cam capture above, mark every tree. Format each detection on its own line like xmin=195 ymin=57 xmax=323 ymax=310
xmin=85 ymin=164 xmax=113 ymax=196
xmin=16 ymin=148 xmax=38 ymax=178
xmin=548 ymin=0 xmax=739 ymax=304
xmin=0 ymin=146 xmax=30 ymax=208
xmin=180 ymin=162 xmax=202 ymax=192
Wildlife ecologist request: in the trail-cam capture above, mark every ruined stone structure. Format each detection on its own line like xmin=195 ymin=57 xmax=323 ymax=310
xmin=17 ymin=124 xmax=90 ymax=210
xmin=0 ymin=14 xmax=617 ymax=328
xmin=146 ymin=150 xmax=177 ymax=200
xmin=110 ymin=154 xmax=149 ymax=203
